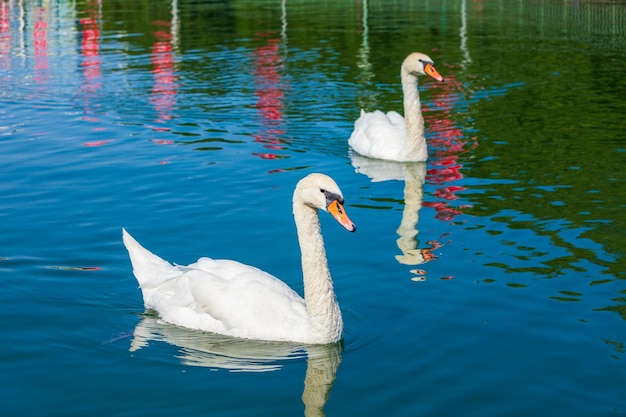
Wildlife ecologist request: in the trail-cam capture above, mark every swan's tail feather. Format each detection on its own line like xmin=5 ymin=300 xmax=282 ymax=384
xmin=122 ymin=228 xmax=175 ymax=287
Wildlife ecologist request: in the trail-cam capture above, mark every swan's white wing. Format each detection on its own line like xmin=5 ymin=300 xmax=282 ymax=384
xmin=348 ymin=110 xmax=407 ymax=161
xmin=124 ymin=229 xmax=311 ymax=342
xmin=195 ymin=259 xmax=307 ymax=327
xmin=143 ymin=259 xmax=310 ymax=341
xmin=385 ymin=110 xmax=406 ymax=127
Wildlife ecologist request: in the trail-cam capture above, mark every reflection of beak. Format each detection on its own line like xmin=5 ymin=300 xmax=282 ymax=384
xmin=424 ymin=63 xmax=444 ymax=82
xmin=327 ymin=200 xmax=356 ymax=232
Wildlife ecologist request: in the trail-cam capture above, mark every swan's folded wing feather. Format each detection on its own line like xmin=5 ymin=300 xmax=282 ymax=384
xmin=385 ymin=110 xmax=406 ymax=128
xmin=349 ymin=110 xmax=406 ymax=160
xmin=159 ymin=258 xmax=309 ymax=340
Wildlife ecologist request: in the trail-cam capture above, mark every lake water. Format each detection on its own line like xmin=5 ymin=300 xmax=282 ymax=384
xmin=1 ymin=0 xmax=625 ymax=416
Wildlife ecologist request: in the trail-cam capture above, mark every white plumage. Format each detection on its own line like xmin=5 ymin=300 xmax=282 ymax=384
xmin=123 ymin=173 xmax=356 ymax=344
xmin=349 ymin=52 xmax=443 ymax=162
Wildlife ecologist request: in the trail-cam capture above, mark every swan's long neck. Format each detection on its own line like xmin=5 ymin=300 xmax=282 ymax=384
xmin=293 ymin=202 xmax=343 ymax=343
xmin=401 ymin=68 xmax=427 ymax=161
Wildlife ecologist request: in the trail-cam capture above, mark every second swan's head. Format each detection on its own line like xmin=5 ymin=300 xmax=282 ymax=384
xmin=402 ymin=52 xmax=444 ymax=82
xmin=294 ymin=173 xmax=357 ymax=232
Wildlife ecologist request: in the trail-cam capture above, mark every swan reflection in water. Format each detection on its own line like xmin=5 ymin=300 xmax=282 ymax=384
xmin=130 ymin=315 xmax=341 ymax=416
xmin=351 ymin=153 xmax=439 ymax=270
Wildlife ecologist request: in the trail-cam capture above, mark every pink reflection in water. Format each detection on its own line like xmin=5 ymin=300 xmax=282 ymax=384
xmin=252 ymin=31 xmax=289 ymax=164
xmin=33 ymin=6 xmax=50 ymax=85
xmin=152 ymin=139 xmax=174 ymax=145
xmin=83 ymin=140 xmax=111 ymax=147
xmin=150 ymin=20 xmax=177 ymax=127
xmin=0 ymin=1 xmax=9 ymax=72
xmin=78 ymin=1 xmax=107 ymax=146
xmin=423 ymin=68 xmax=477 ymax=221
xmin=79 ymin=1 xmax=101 ymax=94
xmin=144 ymin=15 xmax=179 ymax=165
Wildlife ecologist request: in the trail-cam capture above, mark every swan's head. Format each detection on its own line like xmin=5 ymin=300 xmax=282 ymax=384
xmin=294 ymin=173 xmax=357 ymax=232
xmin=403 ymin=52 xmax=444 ymax=82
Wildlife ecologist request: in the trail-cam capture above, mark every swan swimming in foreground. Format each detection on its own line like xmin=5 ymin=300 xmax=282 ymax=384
xmin=348 ymin=52 xmax=443 ymax=162
xmin=123 ymin=173 xmax=356 ymax=345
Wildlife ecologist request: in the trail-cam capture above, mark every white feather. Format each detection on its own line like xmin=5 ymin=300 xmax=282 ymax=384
xmin=348 ymin=52 xmax=443 ymax=162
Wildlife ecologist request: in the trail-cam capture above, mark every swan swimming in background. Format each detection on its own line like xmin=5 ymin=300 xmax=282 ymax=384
xmin=123 ymin=173 xmax=356 ymax=345
xmin=348 ymin=52 xmax=443 ymax=162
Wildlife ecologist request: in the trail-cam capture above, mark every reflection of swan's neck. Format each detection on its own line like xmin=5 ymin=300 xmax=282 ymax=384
xmin=396 ymin=164 xmax=426 ymax=265
xmin=293 ymin=202 xmax=342 ymax=343
xmin=401 ymin=68 xmax=426 ymax=161
xmin=303 ymin=344 xmax=342 ymax=417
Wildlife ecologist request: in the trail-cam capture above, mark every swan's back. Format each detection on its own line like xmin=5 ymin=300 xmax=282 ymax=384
xmin=122 ymin=229 xmax=312 ymax=342
xmin=349 ymin=109 xmax=408 ymax=161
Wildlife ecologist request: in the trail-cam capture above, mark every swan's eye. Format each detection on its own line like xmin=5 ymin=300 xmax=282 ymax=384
xmin=322 ymin=190 xmax=344 ymax=207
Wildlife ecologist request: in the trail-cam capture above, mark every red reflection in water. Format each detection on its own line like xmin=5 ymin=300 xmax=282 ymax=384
xmin=252 ymin=152 xmax=283 ymax=160
xmin=78 ymin=1 xmax=107 ymax=146
xmin=151 ymin=139 xmax=174 ymax=145
xmin=79 ymin=1 xmax=101 ymax=95
xmin=422 ymin=239 xmax=444 ymax=263
xmin=423 ymin=68 xmax=477 ymax=221
xmin=83 ymin=140 xmax=111 ymax=147
xmin=150 ymin=20 xmax=177 ymax=128
xmin=252 ymin=31 xmax=288 ymax=163
xmin=33 ymin=6 xmax=49 ymax=85
xmin=0 ymin=1 xmax=9 ymax=71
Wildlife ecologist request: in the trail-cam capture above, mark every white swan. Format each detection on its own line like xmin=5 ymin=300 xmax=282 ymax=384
xmin=348 ymin=52 xmax=443 ymax=162
xmin=123 ymin=173 xmax=356 ymax=345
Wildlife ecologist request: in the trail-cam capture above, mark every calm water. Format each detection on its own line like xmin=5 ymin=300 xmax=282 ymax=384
xmin=1 ymin=0 xmax=625 ymax=416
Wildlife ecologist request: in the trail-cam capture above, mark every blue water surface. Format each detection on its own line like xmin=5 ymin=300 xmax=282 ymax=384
xmin=1 ymin=0 xmax=625 ymax=416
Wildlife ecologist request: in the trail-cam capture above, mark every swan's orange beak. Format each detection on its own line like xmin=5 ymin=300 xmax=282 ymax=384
xmin=327 ymin=200 xmax=356 ymax=232
xmin=424 ymin=63 xmax=444 ymax=82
